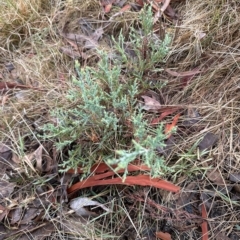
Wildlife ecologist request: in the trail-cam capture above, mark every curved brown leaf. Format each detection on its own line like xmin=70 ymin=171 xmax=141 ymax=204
xmin=68 ymin=175 xmax=180 ymax=194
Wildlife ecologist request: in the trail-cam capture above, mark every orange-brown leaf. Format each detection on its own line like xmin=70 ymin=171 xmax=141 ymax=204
xmin=120 ymin=4 xmax=131 ymax=12
xmin=151 ymin=108 xmax=179 ymax=125
xmin=165 ymin=113 xmax=180 ymax=136
xmin=156 ymin=231 xmax=172 ymax=240
xmin=68 ymin=175 xmax=180 ymax=194
xmin=104 ymin=3 xmax=112 ymax=13
xmin=201 ymin=203 xmax=209 ymax=240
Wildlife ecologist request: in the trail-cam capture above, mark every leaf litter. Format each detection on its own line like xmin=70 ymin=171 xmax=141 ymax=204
xmin=198 ymin=132 xmax=218 ymax=152
xmin=141 ymin=95 xmax=162 ymax=111
xmin=67 ymin=162 xmax=180 ymax=194
xmin=0 ymin=0 xmax=240 ymax=239
xmin=70 ymin=197 xmax=112 ymax=217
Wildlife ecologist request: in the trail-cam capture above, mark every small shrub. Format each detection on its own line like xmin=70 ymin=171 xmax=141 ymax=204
xmin=42 ymin=6 xmax=172 ymax=177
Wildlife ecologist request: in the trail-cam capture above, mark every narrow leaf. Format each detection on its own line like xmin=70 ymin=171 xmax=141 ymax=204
xmin=165 ymin=113 xmax=180 ymax=137
xmin=68 ymin=175 xmax=180 ymax=194
xmin=151 ymin=108 xmax=179 ymax=125
xmin=165 ymin=68 xmax=201 ymax=77
xmin=201 ymin=203 xmax=209 ymax=240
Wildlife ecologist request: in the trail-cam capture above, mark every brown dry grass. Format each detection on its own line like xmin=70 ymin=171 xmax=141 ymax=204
xmin=0 ymin=0 xmax=240 ymax=239
xmin=163 ymin=0 xmax=240 ymax=238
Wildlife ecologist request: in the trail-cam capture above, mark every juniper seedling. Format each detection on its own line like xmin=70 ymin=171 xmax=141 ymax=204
xmin=42 ymin=6 xmax=172 ymax=177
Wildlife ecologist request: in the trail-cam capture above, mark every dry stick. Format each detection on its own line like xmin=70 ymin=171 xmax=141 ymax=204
xmin=152 ymin=0 xmax=172 ymax=23
xmin=161 ymin=0 xmax=171 ymax=12
xmin=0 ymin=82 xmax=45 ymax=91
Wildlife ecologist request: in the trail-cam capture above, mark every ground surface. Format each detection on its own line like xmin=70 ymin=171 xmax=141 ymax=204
xmin=0 ymin=0 xmax=240 ymax=239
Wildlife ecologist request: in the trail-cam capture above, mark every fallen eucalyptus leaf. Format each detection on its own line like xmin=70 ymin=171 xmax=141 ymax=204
xmin=207 ymin=168 xmax=225 ymax=185
xmin=70 ymin=197 xmax=111 ymax=217
xmin=198 ymin=132 xmax=218 ymax=151
xmin=0 ymin=181 xmax=15 ymax=198
xmin=141 ymin=95 xmax=161 ymax=111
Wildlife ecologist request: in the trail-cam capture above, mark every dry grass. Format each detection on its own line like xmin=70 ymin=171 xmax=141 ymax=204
xmin=166 ymin=0 xmax=240 ymax=168
xmin=163 ymin=0 xmax=240 ymax=238
xmin=0 ymin=0 xmax=240 ymax=239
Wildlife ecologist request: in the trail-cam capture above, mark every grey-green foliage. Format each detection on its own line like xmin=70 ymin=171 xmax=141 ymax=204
xmin=42 ymin=5 xmax=171 ymax=176
xmin=43 ymin=54 xmax=139 ymax=172
xmin=113 ymin=5 xmax=171 ymax=80
xmin=108 ymin=111 xmax=171 ymax=180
